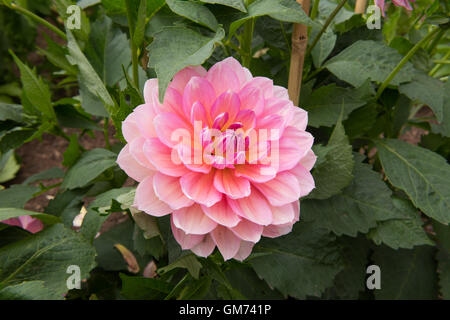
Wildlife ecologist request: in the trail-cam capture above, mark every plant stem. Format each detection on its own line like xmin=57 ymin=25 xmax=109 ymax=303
xmin=427 ymin=28 xmax=446 ymax=54
xmin=103 ymin=118 xmax=111 ymax=150
xmin=305 ymin=0 xmax=347 ymax=58
xmin=310 ymin=0 xmax=320 ymax=20
xmin=7 ymin=3 xmax=67 ymax=40
xmin=125 ymin=0 xmax=140 ymax=89
xmin=354 ymin=0 xmax=367 ymax=13
xmin=429 ymin=49 xmax=450 ymax=76
xmin=376 ymin=27 xmax=441 ymax=100
xmin=240 ymin=18 xmax=255 ymax=68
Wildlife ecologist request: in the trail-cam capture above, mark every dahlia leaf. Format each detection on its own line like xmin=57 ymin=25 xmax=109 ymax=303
xmin=307 ymin=116 xmax=354 ymax=199
xmin=166 ymin=0 xmax=219 ymax=31
xmin=433 ymin=220 xmax=450 ymax=299
xmin=61 ymin=148 xmax=117 ymax=190
xmin=376 ymin=139 xmax=450 ymax=225
xmin=325 ymin=40 xmax=415 ymax=87
xmin=120 ymin=273 xmax=174 ymax=300
xmin=0 ymin=208 xmax=60 ymax=226
xmin=0 ymin=103 xmax=23 ymax=123
xmin=372 ymin=245 xmax=438 ymax=299
xmin=199 ymin=0 xmax=247 ymax=12
xmin=302 ymin=156 xmax=407 ymax=237
xmin=0 ymin=224 xmax=96 ymax=299
xmin=0 ymin=184 xmax=39 ymax=208
xmin=148 ymin=26 xmax=225 ymax=102
xmin=249 ymin=222 xmax=344 ymax=299
xmin=0 ymin=281 xmax=51 ymax=300
xmin=431 ymin=81 xmax=450 ymax=138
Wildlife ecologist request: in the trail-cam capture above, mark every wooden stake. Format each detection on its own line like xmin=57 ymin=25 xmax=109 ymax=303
xmin=354 ymin=0 xmax=367 ymax=14
xmin=288 ymin=0 xmax=311 ymax=106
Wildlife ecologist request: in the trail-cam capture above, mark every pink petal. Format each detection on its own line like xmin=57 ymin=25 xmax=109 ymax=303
xmin=253 ymin=171 xmax=301 ymax=206
xmin=231 ymin=219 xmax=263 ymax=242
xmin=154 ymin=112 xmax=192 ymax=148
xmin=239 ymin=84 xmax=264 ymax=116
xmin=191 ymin=234 xmax=216 ymax=257
xmin=122 ymin=111 xmax=140 ymax=143
xmin=171 ymin=217 xmax=204 ymax=250
xmin=290 ymin=163 xmax=315 ymax=197
xmin=135 ymin=174 xmax=172 ymax=217
xmin=169 ymin=66 xmax=207 ymax=95
xmin=288 ymin=106 xmax=308 ymax=131
xmin=213 ymin=168 xmax=250 ymax=199
xmin=273 ymin=85 xmax=289 ymax=100
xmin=245 ymin=77 xmax=273 ymax=99
xmin=182 ymin=76 xmax=216 ymax=118
xmin=278 ymin=126 xmax=314 ymax=172
xmin=201 ymin=198 xmax=241 ymax=228
xmin=217 ymin=57 xmax=252 ymax=88
xmin=299 ymin=149 xmax=317 ymax=171
xmin=262 ymin=222 xmax=294 ymax=238
xmin=153 ymin=172 xmax=194 ymax=210
xmin=191 ymin=101 xmax=209 ymax=127
xmin=143 ymin=79 xmax=162 ymax=110
xmin=211 ymin=226 xmax=241 ymax=261
xmin=161 ymin=87 xmax=187 ymax=120
xmin=234 ymin=164 xmax=276 ymax=183
xmin=143 ymin=138 xmax=190 ymax=177
xmin=210 ymin=91 xmax=240 ymax=125
xmin=177 ymin=142 xmax=212 ymax=174
xmin=235 ymin=109 xmax=256 ymax=130
xmin=129 ymin=137 xmax=156 ymax=170
xmin=270 ymin=202 xmax=296 ymax=225
xmin=117 ymin=144 xmax=153 ymax=182
xmin=134 ymin=104 xmax=158 ymax=139
xmin=228 ymin=189 xmax=273 ymax=226
xmin=18 ymin=216 xmax=43 ymax=234
xmin=180 ymin=171 xmax=222 ymax=207
xmin=233 ymin=241 xmax=254 ymax=261
xmin=172 ymin=204 xmax=217 ymax=235
xmin=206 ymin=60 xmax=240 ymax=96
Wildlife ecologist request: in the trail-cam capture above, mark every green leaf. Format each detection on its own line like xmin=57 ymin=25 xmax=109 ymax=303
xmin=46 ymin=189 xmax=85 ymax=228
xmin=55 ymin=105 xmax=100 ymax=131
xmin=0 ymin=185 xmax=39 ymax=208
xmin=0 ymin=224 xmax=97 ymax=299
xmin=368 ymin=198 xmax=434 ymax=249
xmin=376 ymin=139 xmax=450 ymax=225
xmin=0 ymin=128 xmax=34 ymax=153
xmin=0 ymin=281 xmax=51 ymax=300
xmin=199 ymin=0 xmax=246 ymax=12
xmin=133 ymin=0 xmax=147 ymax=48
xmin=61 ymin=148 xmax=117 ymax=190
xmin=249 ymin=221 xmax=344 ymax=299
xmin=85 ymin=16 xmax=132 ymax=87
xmin=0 ymin=151 xmax=20 ymax=183
xmin=325 ymin=40 xmax=415 ymax=87
xmin=38 ymin=34 xmax=77 ymax=75
xmin=229 ymin=0 xmax=312 ymax=38
xmin=0 ymin=208 xmax=60 ymax=226
xmin=302 ymin=155 xmax=407 ymax=237
xmin=373 ymin=245 xmax=438 ymax=300
xmin=23 ymin=167 xmax=65 ymax=185
xmin=62 ymin=134 xmax=81 ymax=167
xmin=0 ymin=103 xmax=23 ymax=123
xmin=300 ymin=81 xmax=374 ymax=128
xmin=148 ymin=26 xmax=225 ymax=101
xmin=158 ymin=254 xmax=203 ymax=279
xmin=433 ymin=221 xmax=450 ymax=299
xmin=9 ymin=51 xmax=55 ymax=120
xmin=308 ymin=115 xmax=354 ymax=199
xmin=166 ymin=0 xmax=219 ymax=31
xmin=399 ymin=73 xmax=445 ymax=123
xmin=120 ymin=273 xmax=174 ymax=300
xmin=66 ymin=30 xmax=115 ymax=116
xmin=310 ymin=22 xmax=336 ymax=68
xmin=431 ymin=81 xmax=450 ymax=138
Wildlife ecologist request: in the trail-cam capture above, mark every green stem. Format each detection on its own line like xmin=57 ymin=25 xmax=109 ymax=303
xmin=310 ymin=0 xmax=321 ymax=20
xmin=427 ymin=28 xmax=446 ymax=54
xmin=240 ymin=18 xmax=255 ymax=69
xmin=125 ymin=0 xmax=140 ymax=89
xmin=33 ymin=182 xmax=62 ymax=197
xmin=305 ymin=0 xmax=347 ymax=57
xmin=376 ymin=27 xmax=441 ymax=100
xmin=103 ymin=118 xmax=111 ymax=150
xmin=429 ymin=49 xmax=450 ymax=77
xmin=7 ymin=3 xmax=67 ymax=40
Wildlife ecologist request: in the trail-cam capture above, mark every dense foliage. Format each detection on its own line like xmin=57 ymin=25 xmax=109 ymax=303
xmin=0 ymin=0 xmax=449 ymax=300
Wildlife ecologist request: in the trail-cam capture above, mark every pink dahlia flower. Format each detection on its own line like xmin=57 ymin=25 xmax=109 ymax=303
xmin=1 ymin=215 xmax=44 ymax=234
xmin=375 ymin=0 xmax=414 ymax=16
xmin=117 ymin=57 xmax=316 ymax=261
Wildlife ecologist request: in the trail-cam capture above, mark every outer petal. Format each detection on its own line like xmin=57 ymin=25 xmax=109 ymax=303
xmin=245 ymin=77 xmax=273 ymax=99
xmin=233 ymin=241 xmax=254 ymax=261
xmin=288 ymin=106 xmax=308 ymax=131
xmin=134 ymin=104 xmax=158 ymax=139
xmin=270 ymin=202 xmax=296 ymax=225
xmin=201 ymin=198 xmax=241 ymax=228
xmin=234 ymin=164 xmax=276 ymax=183
xmin=191 ymin=234 xmax=216 ymax=257
xmin=273 ymin=85 xmax=289 ymax=100
xmin=206 ymin=60 xmax=240 ymax=96
xmin=290 ymin=163 xmax=315 ymax=198
xmin=214 ymin=168 xmax=250 ymax=199
xmin=227 ymin=189 xmax=273 ymax=226
xmin=183 ymin=77 xmax=216 ymax=118
xmin=135 ymin=174 xmax=172 ymax=217
xmin=262 ymin=222 xmax=294 ymax=238
xmin=231 ymin=219 xmax=263 ymax=243
xmin=171 ymin=217 xmax=204 ymax=249
xmin=169 ymin=65 xmax=207 ymax=94
xmin=211 ymin=226 xmax=241 ymax=261
xmin=122 ymin=111 xmax=140 ymax=143
xmin=153 ymin=172 xmax=194 ymax=210
xmin=217 ymin=57 xmax=252 ymax=88
xmin=154 ymin=112 xmax=192 ymax=148
xmin=299 ymin=149 xmax=317 ymax=171
xmin=172 ymin=204 xmax=217 ymax=235
xmin=253 ymin=171 xmax=301 ymax=206
xmin=143 ymin=138 xmax=190 ymax=177
xmin=129 ymin=137 xmax=156 ymax=170
xmin=143 ymin=79 xmax=162 ymax=109
xmin=117 ymin=144 xmax=153 ymax=182
xmin=180 ymin=171 xmax=222 ymax=207
xmin=238 ymin=84 xmax=264 ymax=116
xmin=277 ymin=126 xmax=314 ymax=172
